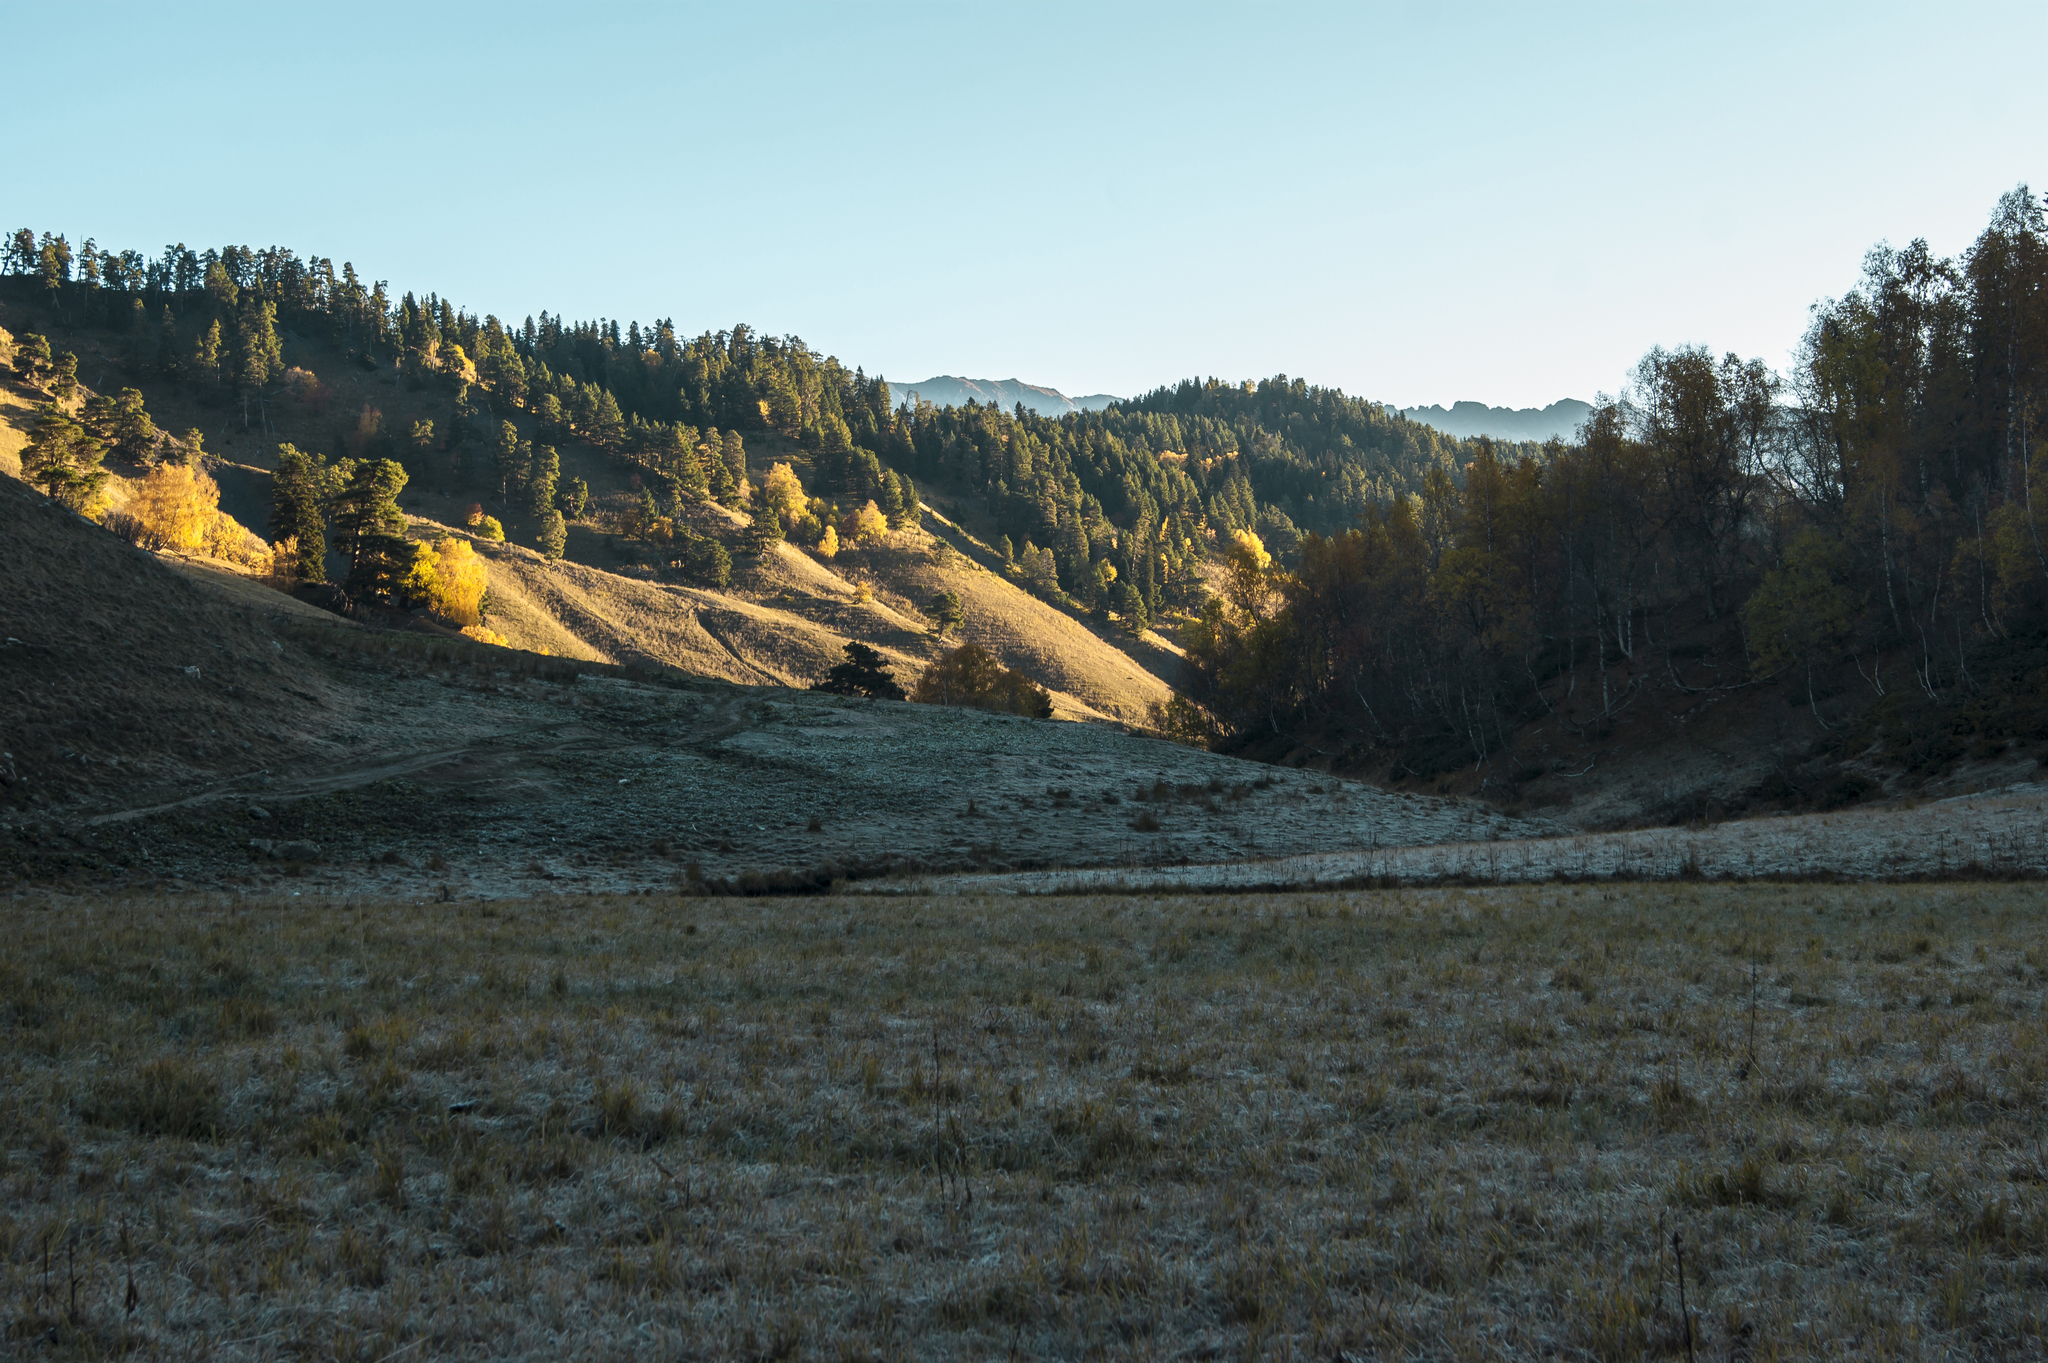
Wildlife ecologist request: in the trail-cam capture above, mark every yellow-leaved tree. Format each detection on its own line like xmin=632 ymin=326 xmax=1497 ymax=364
xmin=1221 ymin=528 xmax=1273 ymax=620
xmin=125 ymin=462 xmax=220 ymax=552
xmin=415 ymin=537 xmax=489 ymax=625
xmin=760 ymin=462 xmax=808 ymax=528
xmin=844 ymin=499 xmax=889 ymax=547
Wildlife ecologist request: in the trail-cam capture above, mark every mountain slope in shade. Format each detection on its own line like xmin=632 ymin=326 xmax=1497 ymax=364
xmin=1401 ymin=398 xmax=1592 ymax=443
xmin=891 ymin=376 xmax=1120 ymax=417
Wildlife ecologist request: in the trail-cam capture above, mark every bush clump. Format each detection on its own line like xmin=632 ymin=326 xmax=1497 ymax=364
xmin=912 ymin=643 xmax=1052 ymax=718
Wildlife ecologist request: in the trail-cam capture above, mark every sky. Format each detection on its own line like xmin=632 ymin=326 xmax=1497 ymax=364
xmin=5 ymin=1 xmax=2043 ymax=408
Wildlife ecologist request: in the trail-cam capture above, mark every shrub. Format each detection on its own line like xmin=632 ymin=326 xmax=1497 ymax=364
xmin=465 ymin=505 xmax=504 ymax=542
xmin=461 ymin=624 xmax=511 ymax=647
xmin=912 ymin=643 xmax=1053 ymax=718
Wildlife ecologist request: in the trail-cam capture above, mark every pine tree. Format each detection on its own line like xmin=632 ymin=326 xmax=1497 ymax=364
xmin=529 ymin=445 xmax=559 ymax=518
xmin=721 ymin=430 xmax=747 ymax=498
xmin=51 ymin=352 xmax=78 ymax=402
xmin=704 ymin=428 xmax=738 ymax=504
xmin=22 ymin=405 xmax=107 ymax=510
xmin=811 ymin=642 xmax=906 ymax=700
xmin=538 ymin=509 xmax=567 ymax=562
xmin=271 ymin=444 xmax=329 ymax=582
xmin=229 ymin=298 xmax=282 ymax=427
xmin=928 ymin=590 xmax=964 ymax=637
xmin=11 ymin=332 xmax=51 ymax=387
xmin=897 ymin=472 xmax=922 ymax=529
xmin=192 ymin=318 xmax=222 ymax=387
xmin=32 ymin=409 xmax=91 ymax=498
xmin=589 ymin=389 xmax=625 ymax=451
xmin=561 ymin=476 xmax=589 ymax=519
xmin=92 ymin=388 xmax=158 ymax=462
xmin=155 ymin=305 xmax=181 ymax=379
xmin=328 ymin=457 xmax=409 ymax=573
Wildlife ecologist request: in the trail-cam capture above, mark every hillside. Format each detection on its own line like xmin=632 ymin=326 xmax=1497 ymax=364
xmin=891 ymin=375 xmax=1120 ymax=416
xmin=0 ymin=302 xmax=1179 ymax=725
xmin=0 ymin=457 xmax=1546 ymax=892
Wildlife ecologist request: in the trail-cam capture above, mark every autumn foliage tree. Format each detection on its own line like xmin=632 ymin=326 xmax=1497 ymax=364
xmin=911 ymin=644 xmax=1053 ymax=718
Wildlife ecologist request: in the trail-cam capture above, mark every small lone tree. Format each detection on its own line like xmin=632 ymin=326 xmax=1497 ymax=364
xmin=538 ymin=508 xmax=568 ymax=561
xmin=811 ymin=642 xmax=906 ymax=700
xmin=928 ymin=589 xmax=964 ymax=637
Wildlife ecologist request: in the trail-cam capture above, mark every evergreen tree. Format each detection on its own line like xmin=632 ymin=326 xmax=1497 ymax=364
xmin=529 ymin=445 xmax=559 ymax=518
xmin=897 ymin=472 xmax=922 ymax=528
xmin=51 ymin=351 xmax=78 ymax=402
xmin=191 ymin=318 xmax=222 ymax=387
xmin=538 ymin=508 xmax=567 ymax=561
xmin=561 ymin=475 xmax=589 ymax=519
xmin=271 ymin=443 xmax=330 ymax=582
xmin=721 ymin=430 xmax=747 ymax=498
xmin=21 ymin=405 xmax=107 ymax=511
xmin=11 ymin=332 xmax=51 ymax=387
xmin=229 ymin=298 xmax=282 ymax=426
xmin=811 ymin=642 xmax=906 ymax=700
xmin=155 ymin=306 xmax=181 ymax=379
xmin=928 ymin=590 xmax=964 ymax=637
xmin=110 ymin=388 xmax=158 ymax=462
xmin=705 ymin=430 xmax=739 ymax=505
xmin=328 ymin=457 xmax=409 ymax=571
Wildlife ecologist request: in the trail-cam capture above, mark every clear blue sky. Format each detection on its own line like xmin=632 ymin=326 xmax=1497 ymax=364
xmin=5 ymin=2 xmax=2042 ymax=408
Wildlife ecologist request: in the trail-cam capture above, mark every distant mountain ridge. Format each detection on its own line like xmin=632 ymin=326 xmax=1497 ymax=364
xmin=1401 ymin=398 xmax=1592 ymax=443
xmin=890 ymin=375 xmax=1121 ymax=418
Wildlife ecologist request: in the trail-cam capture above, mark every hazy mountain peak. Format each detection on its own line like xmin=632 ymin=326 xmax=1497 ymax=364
xmin=1401 ymin=398 xmax=1592 ymax=443
xmin=890 ymin=376 xmax=1121 ymax=418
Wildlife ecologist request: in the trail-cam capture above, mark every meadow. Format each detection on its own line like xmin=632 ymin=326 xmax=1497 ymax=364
xmin=3 ymin=882 xmax=2044 ymax=1360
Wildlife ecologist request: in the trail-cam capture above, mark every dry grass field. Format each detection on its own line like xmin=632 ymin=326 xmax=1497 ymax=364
xmin=4 ymin=883 xmax=2044 ymax=1360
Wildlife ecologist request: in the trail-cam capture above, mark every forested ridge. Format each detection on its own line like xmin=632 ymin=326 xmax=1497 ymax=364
xmin=1178 ymin=188 xmax=2048 ymax=813
xmin=0 ymin=229 xmax=1506 ymax=634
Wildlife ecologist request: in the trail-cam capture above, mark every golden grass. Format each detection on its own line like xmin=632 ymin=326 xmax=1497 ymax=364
xmin=3 ymin=883 xmax=2044 ymax=1359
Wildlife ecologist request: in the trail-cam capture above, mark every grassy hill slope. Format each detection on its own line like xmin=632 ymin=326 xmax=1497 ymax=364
xmin=0 ymin=305 xmax=1177 ymax=723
